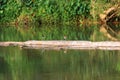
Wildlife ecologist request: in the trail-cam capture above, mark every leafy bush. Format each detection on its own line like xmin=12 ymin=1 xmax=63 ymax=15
xmin=0 ymin=0 xmax=8 ymax=21
xmin=1 ymin=0 xmax=116 ymax=24
xmin=21 ymin=0 xmax=33 ymax=6
xmin=35 ymin=0 xmax=91 ymax=23
xmin=0 ymin=0 xmax=22 ymax=22
xmin=0 ymin=0 xmax=91 ymax=23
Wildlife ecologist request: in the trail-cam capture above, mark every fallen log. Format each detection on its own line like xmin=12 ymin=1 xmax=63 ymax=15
xmin=99 ymin=4 xmax=120 ymax=23
xmin=0 ymin=41 xmax=120 ymax=50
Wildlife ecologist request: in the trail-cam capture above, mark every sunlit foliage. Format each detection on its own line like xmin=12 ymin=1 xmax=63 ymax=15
xmin=0 ymin=0 xmax=118 ymax=24
xmin=0 ymin=0 xmax=91 ymax=23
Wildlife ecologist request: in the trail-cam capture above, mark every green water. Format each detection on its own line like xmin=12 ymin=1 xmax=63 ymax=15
xmin=1 ymin=24 xmax=120 ymax=41
xmin=0 ymin=24 xmax=120 ymax=80
xmin=0 ymin=47 xmax=120 ymax=80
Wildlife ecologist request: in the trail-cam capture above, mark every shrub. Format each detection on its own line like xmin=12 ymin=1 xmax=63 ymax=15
xmin=0 ymin=0 xmax=22 ymax=22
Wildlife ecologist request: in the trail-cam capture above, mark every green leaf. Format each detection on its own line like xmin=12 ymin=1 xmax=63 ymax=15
xmin=0 ymin=10 xmax=3 ymax=13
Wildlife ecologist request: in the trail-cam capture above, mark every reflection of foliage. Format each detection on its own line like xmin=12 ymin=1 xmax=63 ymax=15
xmin=108 ymin=23 xmax=120 ymax=33
xmin=0 ymin=57 xmax=8 ymax=73
xmin=0 ymin=24 xmax=93 ymax=41
xmin=0 ymin=46 xmax=120 ymax=80
xmin=0 ymin=56 xmax=12 ymax=80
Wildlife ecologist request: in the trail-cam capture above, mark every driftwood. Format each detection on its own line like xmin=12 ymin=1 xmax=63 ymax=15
xmin=0 ymin=41 xmax=120 ymax=50
xmin=99 ymin=4 xmax=120 ymax=23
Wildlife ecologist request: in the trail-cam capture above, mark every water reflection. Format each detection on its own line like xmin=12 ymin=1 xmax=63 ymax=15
xmin=0 ymin=56 xmax=12 ymax=80
xmin=1 ymin=24 xmax=120 ymax=41
xmin=0 ymin=24 xmax=94 ymax=41
xmin=90 ymin=23 xmax=120 ymax=41
xmin=100 ymin=24 xmax=118 ymax=41
xmin=99 ymin=23 xmax=120 ymax=41
xmin=0 ymin=47 xmax=120 ymax=80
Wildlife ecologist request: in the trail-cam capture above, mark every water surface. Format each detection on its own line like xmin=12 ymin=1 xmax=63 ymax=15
xmin=0 ymin=47 xmax=120 ymax=80
xmin=0 ymin=24 xmax=120 ymax=41
xmin=0 ymin=24 xmax=120 ymax=80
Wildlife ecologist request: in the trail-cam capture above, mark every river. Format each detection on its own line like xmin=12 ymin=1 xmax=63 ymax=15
xmin=0 ymin=24 xmax=120 ymax=80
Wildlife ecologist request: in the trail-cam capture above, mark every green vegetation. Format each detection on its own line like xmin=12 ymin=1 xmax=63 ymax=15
xmin=0 ymin=0 xmax=119 ymax=24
